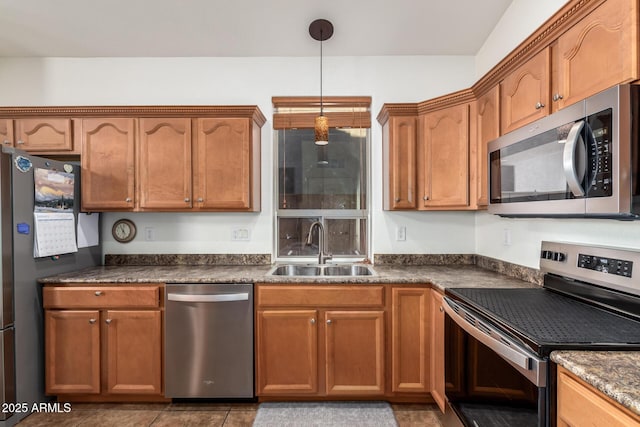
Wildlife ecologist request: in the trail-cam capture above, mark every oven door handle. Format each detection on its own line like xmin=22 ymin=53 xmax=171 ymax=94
xmin=167 ymin=292 xmax=249 ymax=303
xmin=443 ymin=296 xmax=547 ymax=387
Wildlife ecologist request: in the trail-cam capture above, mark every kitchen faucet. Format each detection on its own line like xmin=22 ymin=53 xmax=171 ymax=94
xmin=306 ymin=221 xmax=332 ymax=264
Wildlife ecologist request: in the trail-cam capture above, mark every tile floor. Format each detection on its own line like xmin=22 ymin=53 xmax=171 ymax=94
xmin=15 ymin=402 xmax=444 ymax=427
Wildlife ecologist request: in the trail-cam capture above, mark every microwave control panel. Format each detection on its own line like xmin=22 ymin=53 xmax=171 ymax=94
xmin=578 ymin=253 xmax=632 ymax=278
xmin=587 ymin=109 xmax=613 ymax=197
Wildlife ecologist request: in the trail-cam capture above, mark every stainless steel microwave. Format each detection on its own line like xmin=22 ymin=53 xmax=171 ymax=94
xmin=488 ymin=84 xmax=640 ymax=219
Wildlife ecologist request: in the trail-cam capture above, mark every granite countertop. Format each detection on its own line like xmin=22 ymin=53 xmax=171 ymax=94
xmin=38 ymin=264 xmax=539 ymax=291
xmin=552 ymin=351 xmax=640 ymax=416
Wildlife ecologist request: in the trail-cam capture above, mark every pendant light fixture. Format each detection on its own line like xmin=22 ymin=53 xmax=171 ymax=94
xmin=309 ymin=19 xmax=333 ymax=146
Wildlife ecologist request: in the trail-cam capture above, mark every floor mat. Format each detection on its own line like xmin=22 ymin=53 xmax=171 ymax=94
xmin=252 ymin=401 xmax=398 ymax=426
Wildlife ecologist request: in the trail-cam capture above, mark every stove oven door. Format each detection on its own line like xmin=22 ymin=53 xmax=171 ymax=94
xmin=443 ymin=296 xmax=548 ymax=427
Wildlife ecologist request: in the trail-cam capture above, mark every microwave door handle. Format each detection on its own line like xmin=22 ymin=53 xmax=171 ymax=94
xmin=562 ymin=120 xmax=586 ymax=197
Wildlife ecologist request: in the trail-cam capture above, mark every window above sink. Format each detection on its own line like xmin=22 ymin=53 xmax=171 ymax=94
xmin=273 ymin=96 xmax=371 ymax=263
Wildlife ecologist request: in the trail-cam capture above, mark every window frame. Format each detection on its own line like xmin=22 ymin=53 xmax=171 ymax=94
xmin=273 ymin=96 xmax=372 ymax=263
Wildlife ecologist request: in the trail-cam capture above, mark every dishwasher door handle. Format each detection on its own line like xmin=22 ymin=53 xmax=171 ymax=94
xmin=167 ymin=292 xmax=249 ymax=303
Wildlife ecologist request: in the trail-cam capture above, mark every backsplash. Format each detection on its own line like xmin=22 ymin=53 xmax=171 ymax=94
xmin=374 ymin=253 xmax=543 ymax=285
xmin=104 ymin=254 xmax=272 ymax=266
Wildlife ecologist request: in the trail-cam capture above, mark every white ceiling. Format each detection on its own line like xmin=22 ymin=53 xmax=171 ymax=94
xmin=0 ymin=0 xmax=513 ymax=58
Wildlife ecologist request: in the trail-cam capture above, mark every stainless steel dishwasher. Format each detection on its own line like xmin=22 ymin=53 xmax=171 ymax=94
xmin=165 ymin=283 xmax=253 ymax=398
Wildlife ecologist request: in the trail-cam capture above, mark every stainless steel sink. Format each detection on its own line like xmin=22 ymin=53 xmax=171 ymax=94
xmin=268 ymin=264 xmax=375 ymax=277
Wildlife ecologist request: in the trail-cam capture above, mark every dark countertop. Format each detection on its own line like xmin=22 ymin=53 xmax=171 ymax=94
xmin=38 ymin=264 xmax=539 ymax=291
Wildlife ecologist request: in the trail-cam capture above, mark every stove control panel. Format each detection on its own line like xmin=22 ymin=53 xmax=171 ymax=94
xmin=578 ymin=253 xmax=633 ymax=278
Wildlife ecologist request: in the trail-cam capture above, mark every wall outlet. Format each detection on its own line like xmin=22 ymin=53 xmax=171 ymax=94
xmin=503 ymin=228 xmax=512 ymax=246
xmin=396 ymin=226 xmax=407 ymax=241
xmin=232 ymin=228 xmax=250 ymax=241
xmin=144 ymin=227 xmax=155 ymax=241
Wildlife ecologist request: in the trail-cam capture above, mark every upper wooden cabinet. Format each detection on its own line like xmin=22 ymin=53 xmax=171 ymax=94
xmin=418 ymin=103 xmax=470 ymax=209
xmin=74 ymin=106 xmax=265 ymax=212
xmin=194 ymin=118 xmax=260 ymax=211
xmin=471 ymin=86 xmax=500 ymax=208
xmin=81 ymin=118 xmax=136 ymax=211
xmin=500 ymin=48 xmax=551 ymax=134
xmin=0 ymin=118 xmax=75 ymax=154
xmin=552 ymin=0 xmax=638 ymax=111
xmin=381 ymin=115 xmax=417 ymax=210
xmin=138 ymin=118 xmax=193 ymax=210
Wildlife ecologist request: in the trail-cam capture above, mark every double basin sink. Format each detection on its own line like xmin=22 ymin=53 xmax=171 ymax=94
xmin=268 ymin=263 xmax=375 ymax=277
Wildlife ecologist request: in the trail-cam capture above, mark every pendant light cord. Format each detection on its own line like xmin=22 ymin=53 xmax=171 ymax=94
xmin=320 ymin=29 xmax=323 ymax=116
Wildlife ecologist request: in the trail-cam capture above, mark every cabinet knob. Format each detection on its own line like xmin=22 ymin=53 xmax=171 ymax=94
xmin=16 ymin=140 xmax=24 ymax=145
xmin=310 ymin=318 xmax=316 ymax=325
xmin=2 ymin=140 xmax=9 ymax=145
xmin=125 ymin=198 xmax=132 ymax=203
xmin=439 ymin=306 xmax=444 ymax=313
xmin=184 ymin=198 xmax=190 ymax=202
xmin=423 ymin=195 xmax=429 ymax=201
xmin=89 ymin=318 xmax=96 ymax=324
xmin=197 ymin=198 xmax=204 ymax=203
xmin=553 ymin=93 xmax=564 ymax=102
xmin=94 ymin=291 xmax=102 ymax=296
xmin=105 ymin=319 xmax=112 ymax=324
xmin=395 ymin=198 xmax=400 ymax=203
xmin=326 ymin=319 xmax=332 ymax=325
xmin=535 ymin=102 xmax=545 ymax=110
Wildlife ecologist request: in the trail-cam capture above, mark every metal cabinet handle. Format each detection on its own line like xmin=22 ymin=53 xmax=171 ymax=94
xmin=394 ymin=198 xmax=400 ymax=203
xmin=423 ymin=195 xmax=429 ymax=201
xmin=94 ymin=291 xmax=102 ymax=296
xmin=326 ymin=319 xmax=332 ymax=325
xmin=184 ymin=198 xmax=190 ymax=202
xmin=439 ymin=306 xmax=444 ymax=313
xmin=310 ymin=318 xmax=316 ymax=324
xmin=197 ymin=198 xmax=204 ymax=203
xmin=89 ymin=318 xmax=96 ymax=324
xmin=2 ymin=140 xmax=10 ymax=145
xmin=125 ymin=198 xmax=132 ymax=203
xmin=16 ymin=140 xmax=24 ymax=145
xmin=552 ymin=93 xmax=564 ymax=102
xmin=535 ymin=102 xmax=545 ymax=110
xmin=105 ymin=319 xmax=112 ymax=324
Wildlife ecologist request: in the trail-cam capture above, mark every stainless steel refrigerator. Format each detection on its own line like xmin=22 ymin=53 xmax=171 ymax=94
xmin=0 ymin=148 xmax=101 ymax=426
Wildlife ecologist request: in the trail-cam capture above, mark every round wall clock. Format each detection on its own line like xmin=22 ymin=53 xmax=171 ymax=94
xmin=112 ymin=219 xmax=137 ymax=243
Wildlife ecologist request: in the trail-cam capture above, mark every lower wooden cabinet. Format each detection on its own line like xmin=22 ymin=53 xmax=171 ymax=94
xmin=44 ymin=285 xmax=163 ymax=399
xmin=429 ymin=289 xmax=446 ymax=412
xmin=256 ymin=284 xmax=432 ymax=400
xmin=557 ymin=366 xmax=640 ymax=427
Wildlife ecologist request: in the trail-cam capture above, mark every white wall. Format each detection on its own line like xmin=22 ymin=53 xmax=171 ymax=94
xmin=0 ymin=55 xmax=477 ymax=257
xmin=474 ymin=0 xmax=640 ymax=268
xmin=475 ymin=0 xmax=570 ymax=78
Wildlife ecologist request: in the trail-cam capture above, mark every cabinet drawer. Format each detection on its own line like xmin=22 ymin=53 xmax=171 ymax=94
xmin=43 ymin=286 xmax=160 ymax=309
xmin=257 ymin=285 xmax=384 ymax=308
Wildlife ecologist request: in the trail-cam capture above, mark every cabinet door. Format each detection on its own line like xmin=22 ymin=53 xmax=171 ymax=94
xmin=383 ymin=116 xmax=417 ymax=210
xmin=473 ymin=86 xmax=500 ymax=207
xmin=81 ymin=118 xmax=135 ymax=211
xmin=420 ymin=104 xmax=469 ymax=208
xmin=429 ymin=290 xmax=446 ymax=412
xmin=0 ymin=120 xmax=13 ymax=148
xmin=105 ymin=310 xmax=162 ymax=395
xmin=256 ymin=310 xmax=318 ymax=395
xmin=391 ymin=288 xmax=429 ymax=393
xmin=557 ymin=366 xmax=640 ymax=427
xmin=138 ymin=118 xmax=193 ymax=210
xmin=552 ymin=0 xmax=637 ymax=111
xmin=14 ymin=118 xmax=73 ymax=152
xmin=195 ymin=118 xmax=253 ymax=210
xmin=45 ymin=310 xmax=100 ymax=394
xmin=500 ymin=48 xmax=550 ymax=134
xmin=325 ymin=310 xmax=384 ymax=395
